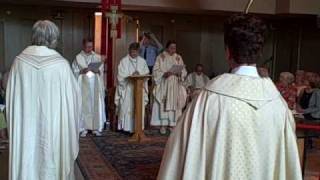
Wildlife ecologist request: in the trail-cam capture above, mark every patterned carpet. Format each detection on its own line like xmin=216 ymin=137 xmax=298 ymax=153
xmin=77 ymin=136 xmax=122 ymax=180
xmin=93 ymin=130 xmax=167 ymax=180
xmin=77 ymin=130 xmax=320 ymax=180
xmin=78 ymin=130 xmax=168 ymax=180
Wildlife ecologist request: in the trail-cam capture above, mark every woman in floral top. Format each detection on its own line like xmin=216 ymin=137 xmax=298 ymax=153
xmin=276 ymin=72 xmax=297 ymax=110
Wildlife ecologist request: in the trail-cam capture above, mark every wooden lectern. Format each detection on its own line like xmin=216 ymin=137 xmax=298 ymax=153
xmin=128 ymin=75 xmax=152 ymax=143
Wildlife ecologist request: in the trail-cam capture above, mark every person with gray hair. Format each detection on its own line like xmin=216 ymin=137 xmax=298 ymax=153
xmin=31 ymin=20 xmax=60 ymax=49
xmin=276 ymin=72 xmax=297 ymax=109
xmin=6 ymin=20 xmax=81 ymax=180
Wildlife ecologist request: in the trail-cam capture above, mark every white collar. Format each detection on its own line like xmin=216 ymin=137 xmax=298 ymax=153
xmin=128 ymin=55 xmax=138 ymax=62
xmin=22 ymin=46 xmax=58 ymax=56
xmin=164 ymin=51 xmax=175 ymax=57
xmin=193 ymin=72 xmax=203 ymax=76
xmin=81 ymin=50 xmax=95 ymax=56
xmin=231 ymin=65 xmax=259 ymax=77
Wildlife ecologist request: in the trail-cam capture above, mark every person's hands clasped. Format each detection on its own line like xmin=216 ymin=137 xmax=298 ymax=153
xmin=80 ymin=68 xmax=89 ymax=74
xmin=163 ymin=72 xmax=174 ymax=78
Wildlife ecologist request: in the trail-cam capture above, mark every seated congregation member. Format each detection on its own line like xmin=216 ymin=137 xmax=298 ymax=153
xmin=150 ymin=41 xmax=188 ymax=134
xmin=185 ymin=64 xmax=210 ymax=99
xmin=115 ymin=42 xmax=149 ymax=133
xmin=294 ymin=70 xmax=308 ymax=97
xmin=72 ymin=38 xmax=106 ymax=137
xmin=298 ymin=81 xmax=313 ymax=109
xmin=7 ymin=20 xmax=80 ymax=180
xmin=297 ymin=81 xmax=320 ymax=120
xmin=276 ymin=72 xmax=297 ymax=109
xmin=304 ymin=72 xmax=319 ymax=87
xmin=157 ymin=14 xmax=302 ymax=180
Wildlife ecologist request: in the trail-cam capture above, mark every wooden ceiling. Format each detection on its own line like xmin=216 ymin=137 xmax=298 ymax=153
xmin=0 ymin=0 xmax=319 ymax=15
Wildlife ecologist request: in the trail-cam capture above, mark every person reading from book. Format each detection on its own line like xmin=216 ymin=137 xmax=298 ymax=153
xmin=72 ymin=38 xmax=106 ymax=137
xmin=150 ymin=40 xmax=188 ymax=134
xmin=115 ymin=42 xmax=149 ymax=133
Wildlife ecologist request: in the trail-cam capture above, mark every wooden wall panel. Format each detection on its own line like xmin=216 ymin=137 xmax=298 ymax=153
xmin=0 ymin=20 xmax=5 ymax=72
xmin=0 ymin=5 xmax=95 ymax=71
xmin=300 ymin=27 xmax=320 ymax=72
xmin=176 ymin=30 xmax=201 ymax=72
xmin=0 ymin=6 xmax=319 ymax=77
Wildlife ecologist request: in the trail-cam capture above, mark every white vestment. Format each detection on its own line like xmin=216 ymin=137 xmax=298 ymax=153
xmin=158 ymin=66 xmax=302 ymax=180
xmin=114 ymin=55 xmax=149 ymax=132
xmin=185 ymin=72 xmax=210 ymax=89
xmin=6 ymin=46 xmax=81 ymax=180
xmin=151 ymin=51 xmax=187 ymax=127
xmin=72 ymin=51 xmax=106 ymax=132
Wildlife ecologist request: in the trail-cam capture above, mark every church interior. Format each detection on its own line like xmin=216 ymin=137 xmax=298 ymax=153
xmin=0 ymin=0 xmax=320 ymax=179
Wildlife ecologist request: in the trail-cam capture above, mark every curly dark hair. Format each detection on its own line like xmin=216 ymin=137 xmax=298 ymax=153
xmin=224 ymin=14 xmax=267 ymax=64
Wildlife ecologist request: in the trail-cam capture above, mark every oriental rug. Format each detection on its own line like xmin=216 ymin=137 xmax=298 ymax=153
xmin=77 ymin=130 xmax=319 ymax=180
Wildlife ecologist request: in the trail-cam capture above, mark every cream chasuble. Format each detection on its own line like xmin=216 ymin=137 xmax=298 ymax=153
xmin=72 ymin=51 xmax=106 ymax=132
xmin=115 ymin=55 xmax=149 ymax=132
xmin=158 ymin=66 xmax=302 ymax=180
xmin=151 ymin=51 xmax=187 ymax=127
xmin=7 ymin=46 xmax=81 ymax=180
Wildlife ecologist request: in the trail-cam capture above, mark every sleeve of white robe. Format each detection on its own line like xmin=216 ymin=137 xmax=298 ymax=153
xmin=58 ymin=63 xmax=81 ymax=179
xmin=284 ymin=105 xmax=302 ymax=180
xmin=139 ymin=58 xmax=150 ymax=104
xmin=204 ymin=74 xmax=210 ymax=84
xmin=115 ymin=59 xmax=129 ymax=107
xmin=139 ymin=57 xmax=150 ymax=76
xmin=184 ymin=73 xmax=193 ymax=88
xmin=157 ymin=91 xmax=213 ymax=180
xmin=153 ymin=55 xmax=165 ymax=85
xmin=72 ymin=59 xmax=80 ymax=78
xmin=95 ymin=54 xmax=105 ymax=91
xmin=178 ymin=55 xmax=187 ymax=81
